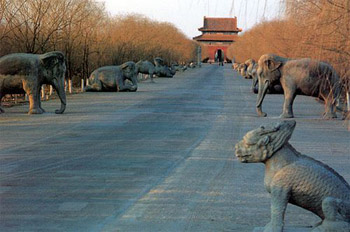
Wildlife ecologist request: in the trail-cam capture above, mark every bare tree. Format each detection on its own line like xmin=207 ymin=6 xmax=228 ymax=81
xmin=1 ymin=0 xmax=197 ymax=89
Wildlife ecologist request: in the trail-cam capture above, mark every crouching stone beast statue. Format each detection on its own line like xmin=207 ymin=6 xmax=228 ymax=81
xmin=85 ymin=61 xmax=138 ymax=92
xmin=235 ymin=120 xmax=350 ymax=232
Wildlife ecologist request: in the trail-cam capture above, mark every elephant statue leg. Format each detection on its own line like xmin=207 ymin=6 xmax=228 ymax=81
xmin=125 ymin=82 xmax=137 ymax=92
xmin=118 ymin=77 xmax=136 ymax=92
xmin=28 ymin=94 xmax=43 ymax=114
xmin=28 ymin=87 xmax=44 ymax=114
xmin=280 ymin=88 xmax=296 ymax=118
xmin=117 ymin=78 xmax=126 ymax=91
xmin=150 ymin=72 xmax=155 ymax=83
xmin=35 ymin=85 xmax=45 ymax=113
xmin=85 ymin=81 xmax=103 ymax=92
xmin=23 ymin=82 xmax=43 ymax=114
xmin=38 ymin=86 xmax=46 ymax=113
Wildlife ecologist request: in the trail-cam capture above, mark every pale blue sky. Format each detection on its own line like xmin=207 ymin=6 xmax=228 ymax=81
xmin=96 ymin=0 xmax=283 ymax=38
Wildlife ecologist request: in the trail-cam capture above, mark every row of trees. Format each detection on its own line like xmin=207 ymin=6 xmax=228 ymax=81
xmin=0 ymin=0 xmax=199 ymax=83
xmin=227 ymin=0 xmax=350 ymax=87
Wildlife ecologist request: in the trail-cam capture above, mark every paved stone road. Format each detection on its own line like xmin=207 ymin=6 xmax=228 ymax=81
xmin=0 ymin=64 xmax=349 ymax=232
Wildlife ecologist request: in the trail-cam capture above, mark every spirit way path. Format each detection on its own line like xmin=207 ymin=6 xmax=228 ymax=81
xmin=0 ymin=64 xmax=349 ymax=232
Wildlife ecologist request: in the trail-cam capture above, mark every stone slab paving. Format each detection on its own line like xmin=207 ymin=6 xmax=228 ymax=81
xmin=0 ymin=64 xmax=349 ymax=232
xmin=253 ymin=227 xmax=312 ymax=232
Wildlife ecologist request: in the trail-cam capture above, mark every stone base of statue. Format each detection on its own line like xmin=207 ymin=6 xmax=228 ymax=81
xmin=253 ymin=226 xmax=312 ymax=232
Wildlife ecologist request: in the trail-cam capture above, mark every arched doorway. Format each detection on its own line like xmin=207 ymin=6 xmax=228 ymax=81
xmin=215 ymin=49 xmax=224 ymax=66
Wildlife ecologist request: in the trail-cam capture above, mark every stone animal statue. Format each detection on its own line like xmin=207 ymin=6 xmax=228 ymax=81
xmin=155 ymin=66 xmax=174 ymax=78
xmin=202 ymin=57 xmax=209 ymax=63
xmin=136 ymin=60 xmax=155 ymax=83
xmin=189 ymin=62 xmax=196 ymax=69
xmin=0 ymin=51 xmax=66 ymax=114
xmin=232 ymin=62 xmax=240 ymax=71
xmin=85 ymin=61 xmax=138 ymax=92
xmin=239 ymin=63 xmax=250 ymax=79
xmin=153 ymin=57 xmax=174 ymax=78
xmin=245 ymin=59 xmax=257 ymax=78
xmin=173 ymin=64 xmax=186 ymax=72
xmin=180 ymin=65 xmax=187 ymax=72
xmin=235 ymin=120 xmax=350 ymax=232
xmin=245 ymin=59 xmax=259 ymax=92
xmin=256 ymin=54 xmax=341 ymax=119
xmin=169 ymin=64 xmax=177 ymax=76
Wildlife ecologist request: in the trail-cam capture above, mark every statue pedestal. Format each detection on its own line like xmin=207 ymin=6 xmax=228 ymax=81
xmin=253 ymin=226 xmax=312 ymax=232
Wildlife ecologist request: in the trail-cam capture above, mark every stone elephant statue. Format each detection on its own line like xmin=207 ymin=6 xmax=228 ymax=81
xmin=0 ymin=51 xmax=66 ymax=114
xmin=136 ymin=60 xmax=155 ymax=83
xmin=256 ymin=54 xmax=341 ymax=119
xmin=85 ymin=61 xmax=138 ymax=92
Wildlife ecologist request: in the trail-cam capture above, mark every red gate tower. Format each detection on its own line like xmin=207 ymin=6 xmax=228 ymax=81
xmin=193 ymin=17 xmax=242 ymax=63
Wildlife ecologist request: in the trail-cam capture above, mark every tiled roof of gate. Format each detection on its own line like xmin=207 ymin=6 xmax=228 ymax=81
xmin=193 ymin=34 xmax=237 ymax=42
xmin=198 ymin=17 xmax=242 ymax=32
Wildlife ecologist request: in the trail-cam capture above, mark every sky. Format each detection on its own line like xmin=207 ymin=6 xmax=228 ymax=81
xmin=96 ymin=0 xmax=284 ymax=39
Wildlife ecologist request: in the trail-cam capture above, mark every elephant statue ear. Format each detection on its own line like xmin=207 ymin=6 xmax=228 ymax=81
xmin=40 ymin=51 xmax=65 ymax=69
xmin=265 ymin=59 xmax=282 ymax=71
xmin=121 ymin=61 xmax=135 ymax=70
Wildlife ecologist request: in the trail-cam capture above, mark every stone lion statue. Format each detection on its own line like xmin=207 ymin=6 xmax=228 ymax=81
xmin=235 ymin=120 xmax=350 ymax=232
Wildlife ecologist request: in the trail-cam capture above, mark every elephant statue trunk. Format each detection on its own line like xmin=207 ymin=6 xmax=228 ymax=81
xmin=53 ymin=78 xmax=66 ymax=114
xmin=256 ymin=79 xmax=269 ymax=117
xmin=252 ymin=76 xmax=258 ymax=93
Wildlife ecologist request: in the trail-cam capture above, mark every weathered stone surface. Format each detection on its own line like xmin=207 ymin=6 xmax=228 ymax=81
xmin=253 ymin=226 xmax=312 ymax=232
